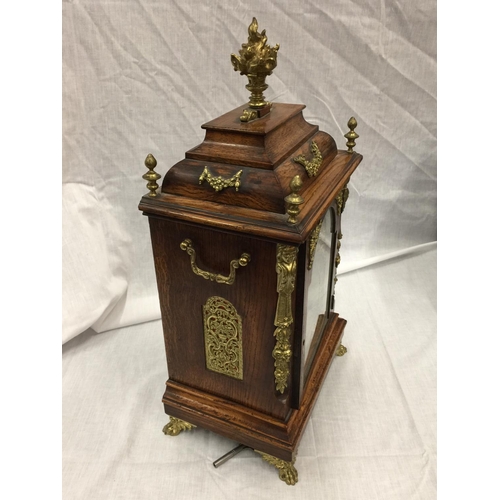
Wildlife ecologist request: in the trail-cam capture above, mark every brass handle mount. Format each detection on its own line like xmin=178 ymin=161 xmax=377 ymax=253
xmin=180 ymin=239 xmax=250 ymax=285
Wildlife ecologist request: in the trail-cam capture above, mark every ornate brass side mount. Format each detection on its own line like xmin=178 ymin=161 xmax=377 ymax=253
xmin=334 ymin=231 xmax=342 ymax=286
xmin=273 ymin=244 xmax=298 ymax=394
xmin=335 ymin=183 xmax=350 ymax=215
xmin=180 ymin=239 xmax=250 ymax=285
xmin=231 ymin=18 xmax=279 ymax=122
xmin=308 ymin=218 xmax=323 ymax=270
xmin=293 ymin=141 xmax=323 ymax=177
xmin=334 ymin=184 xmax=349 ymax=282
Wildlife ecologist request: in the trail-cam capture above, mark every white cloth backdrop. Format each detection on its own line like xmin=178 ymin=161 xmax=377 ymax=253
xmin=62 ymin=0 xmax=436 ymax=343
xmin=63 ymin=1 xmax=436 ymax=497
xmin=63 ymin=248 xmax=436 ymax=499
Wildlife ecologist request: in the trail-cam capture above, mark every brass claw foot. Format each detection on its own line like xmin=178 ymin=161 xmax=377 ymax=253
xmin=162 ymin=416 xmax=196 ymax=436
xmin=256 ymin=451 xmax=298 ymax=485
xmin=336 ymin=344 xmax=347 ymax=356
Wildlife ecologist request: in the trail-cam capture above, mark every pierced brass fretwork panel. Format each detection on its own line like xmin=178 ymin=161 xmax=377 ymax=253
xmin=203 ymin=296 xmax=243 ymax=380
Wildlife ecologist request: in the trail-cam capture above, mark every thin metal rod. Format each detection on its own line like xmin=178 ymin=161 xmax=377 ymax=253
xmin=212 ymin=444 xmax=249 ymax=468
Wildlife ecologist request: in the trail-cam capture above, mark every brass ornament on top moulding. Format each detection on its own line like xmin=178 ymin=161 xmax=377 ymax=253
xmin=231 ymin=17 xmax=280 ymax=121
xmin=203 ymin=296 xmax=243 ymax=380
xmin=240 ymin=109 xmax=258 ymax=122
xmin=293 ymin=141 xmax=323 ymax=178
xmin=180 ymin=239 xmax=251 ymax=285
xmin=273 ymin=244 xmax=298 ymax=393
xmin=199 ymin=166 xmax=243 ymax=192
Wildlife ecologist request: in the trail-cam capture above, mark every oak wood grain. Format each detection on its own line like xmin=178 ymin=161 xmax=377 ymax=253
xmin=162 ymin=313 xmax=346 ymax=461
xmin=140 ymin=100 xmax=362 ymax=463
xmin=140 ymin=151 xmax=362 ymax=244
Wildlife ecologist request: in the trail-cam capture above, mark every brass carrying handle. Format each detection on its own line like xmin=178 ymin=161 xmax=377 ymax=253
xmin=180 ymin=239 xmax=250 ymax=285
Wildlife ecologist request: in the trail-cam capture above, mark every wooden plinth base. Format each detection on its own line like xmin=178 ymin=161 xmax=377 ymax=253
xmin=162 ymin=313 xmax=347 ymax=462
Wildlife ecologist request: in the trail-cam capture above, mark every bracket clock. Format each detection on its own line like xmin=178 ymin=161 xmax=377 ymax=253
xmin=138 ymin=18 xmax=363 ymax=485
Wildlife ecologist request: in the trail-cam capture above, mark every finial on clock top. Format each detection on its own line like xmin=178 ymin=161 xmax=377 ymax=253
xmin=143 ymin=154 xmax=161 ymax=197
xmin=344 ymin=117 xmax=359 ymax=154
xmin=231 ymin=18 xmax=280 ymax=122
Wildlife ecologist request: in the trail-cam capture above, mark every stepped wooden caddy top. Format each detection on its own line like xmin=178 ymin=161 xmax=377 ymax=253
xmin=138 ymin=18 xmax=363 ymax=485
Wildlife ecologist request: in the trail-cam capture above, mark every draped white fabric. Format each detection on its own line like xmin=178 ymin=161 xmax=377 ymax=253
xmin=62 ymin=0 xmax=436 ymax=343
xmin=63 ymin=2 xmax=436 ymax=496
xmin=62 ymin=247 xmax=436 ymax=499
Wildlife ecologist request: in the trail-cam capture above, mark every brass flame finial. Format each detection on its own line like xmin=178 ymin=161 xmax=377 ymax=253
xmin=284 ymin=175 xmax=304 ymax=225
xmin=231 ymin=18 xmax=280 ymax=122
xmin=344 ymin=117 xmax=359 ymax=153
xmin=143 ymin=153 xmax=161 ymax=197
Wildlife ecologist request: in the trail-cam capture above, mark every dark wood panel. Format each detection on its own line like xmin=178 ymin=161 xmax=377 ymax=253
xmin=150 ymin=217 xmax=292 ymax=420
xmin=139 ymin=151 xmax=363 ymax=245
xmin=162 ymin=312 xmax=347 ymax=461
xmin=186 ymin=104 xmax=318 ymax=169
xmin=273 ymin=131 xmax=338 ymax=194
xmin=162 ymin=160 xmax=286 ymax=213
xmin=140 ymin=97 xmax=363 ymax=465
xmin=200 ymin=103 xmax=305 ymax=134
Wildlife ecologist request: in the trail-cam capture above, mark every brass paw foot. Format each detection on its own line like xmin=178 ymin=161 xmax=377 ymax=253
xmin=256 ymin=451 xmax=298 ymax=485
xmin=336 ymin=344 xmax=347 ymax=356
xmin=162 ymin=416 xmax=196 ymax=436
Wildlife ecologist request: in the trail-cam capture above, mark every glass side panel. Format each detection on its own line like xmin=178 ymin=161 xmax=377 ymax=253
xmin=302 ymin=208 xmax=333 ymax=370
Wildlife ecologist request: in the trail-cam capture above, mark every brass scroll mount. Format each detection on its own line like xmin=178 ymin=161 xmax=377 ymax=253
xmin=293 ymin=141 xmax=323 ymax=177
xmin=335 ymin=183 xmax=350 ymax=215
xmin=199 ymin=167 xmax=243 ymax=192
xmin=180 ymin=239 xmax=250 ymax=285
xmin=273 ymin=244 xmax=298 ymax=394
xmin=308 ymin=218 xmax=323 ymax=270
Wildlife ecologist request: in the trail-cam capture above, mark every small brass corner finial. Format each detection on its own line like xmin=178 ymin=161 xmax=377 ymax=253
xmin=344 ymin=117 xmax=359 ymax=153
xmin=143 ymin=154 xmax=161 ymax=197
xmin=284 ymin=175 xmax=304 ymax=225
xmin=231 ymin=18 xmax=280 ymax=122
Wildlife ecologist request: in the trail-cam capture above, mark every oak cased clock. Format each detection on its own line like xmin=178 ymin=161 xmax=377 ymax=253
xmin=138 ymin=18 xmax=362 ymax=485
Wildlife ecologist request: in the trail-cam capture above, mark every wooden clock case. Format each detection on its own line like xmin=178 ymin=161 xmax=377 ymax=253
xmin=139 ymin=101 xmax=362 ymax=473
